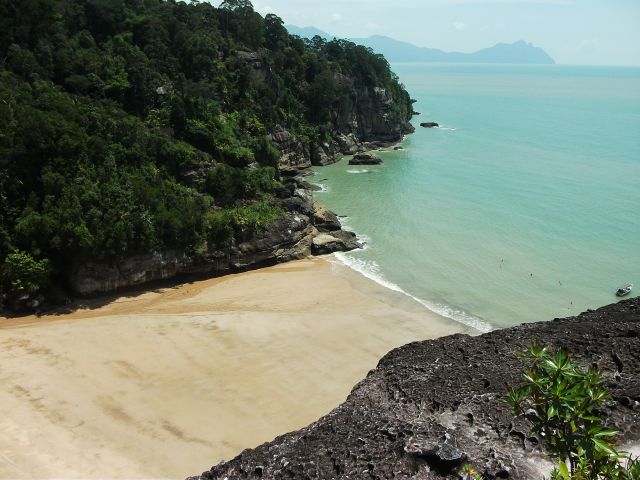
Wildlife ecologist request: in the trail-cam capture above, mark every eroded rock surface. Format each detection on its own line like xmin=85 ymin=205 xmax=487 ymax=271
xmin=189 ymin=298 xmax=640 ymax=480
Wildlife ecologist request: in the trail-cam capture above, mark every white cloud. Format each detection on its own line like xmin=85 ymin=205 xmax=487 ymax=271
xmin=331 ymin=12 xmax=342 ymax=21
xmin=251 ymin=2 xmax=273 ymax=15
xmin=452 ymin=21 xmax=468 ymax=30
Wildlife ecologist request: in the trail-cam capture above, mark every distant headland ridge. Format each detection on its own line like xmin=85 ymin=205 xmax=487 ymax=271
xmin=286 ymin=25 xmax=556 ymax=65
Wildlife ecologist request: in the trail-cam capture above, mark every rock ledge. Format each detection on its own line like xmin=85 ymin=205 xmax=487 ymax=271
xmin=189 ymin=297 xmax=640 ymax=480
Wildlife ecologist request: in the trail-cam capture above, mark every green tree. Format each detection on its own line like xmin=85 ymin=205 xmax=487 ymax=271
xmin=1 ymin=251 xmax=51 ymax=296
xmin=264 ymin=14 xmax=288 ymax=51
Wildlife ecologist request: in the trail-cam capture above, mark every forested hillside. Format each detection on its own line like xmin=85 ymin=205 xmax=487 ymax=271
xmin=0 ymin=0 xmax=413 ymax=306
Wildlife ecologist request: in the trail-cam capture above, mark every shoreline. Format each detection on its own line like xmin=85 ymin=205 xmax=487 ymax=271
xmin=309 ymin=148 xmax=495 ymax=334
xmin=330 ymin=246 xmax=494 ymax=334
xmin=0 ymin=256 xmax=469 ymax=479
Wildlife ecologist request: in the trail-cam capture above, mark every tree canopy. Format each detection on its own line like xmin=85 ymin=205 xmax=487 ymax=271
xmin=0 ymin=0 xmax=413 ymax=301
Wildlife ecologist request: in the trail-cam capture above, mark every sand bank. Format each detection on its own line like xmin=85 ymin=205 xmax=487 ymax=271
xmin=0 ymin=257 xmax=468 ymax=479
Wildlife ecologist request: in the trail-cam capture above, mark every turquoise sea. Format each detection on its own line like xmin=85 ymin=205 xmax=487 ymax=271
xmin=312 ymin=64 xmax=640 ymax=331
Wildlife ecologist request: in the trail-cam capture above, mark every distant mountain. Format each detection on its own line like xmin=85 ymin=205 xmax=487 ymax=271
xmin=468 ymin=40 xmax=555 ymax=64
xmin=285 ymin=25 xmax=555 ymax=65
xmin=285 ymin=25 xmax=334 ymax=40
xmin=352 ymin=36 xmax=555 ymax=64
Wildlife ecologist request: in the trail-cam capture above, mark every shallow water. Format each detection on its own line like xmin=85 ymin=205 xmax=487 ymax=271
xmin=313 ymin=64 xmax=640 ymax=330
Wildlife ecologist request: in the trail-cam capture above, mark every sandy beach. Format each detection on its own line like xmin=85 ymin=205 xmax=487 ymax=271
xmin=0 ymin=257 xmax=468 ymax=479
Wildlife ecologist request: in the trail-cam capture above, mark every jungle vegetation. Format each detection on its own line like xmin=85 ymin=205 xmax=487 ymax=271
xmin=0 ymin=0 xmax=413 ymax=299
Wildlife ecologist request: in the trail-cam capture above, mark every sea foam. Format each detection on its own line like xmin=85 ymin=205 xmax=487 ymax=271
xmin=331 ymin=252 xmax=493 ymax=334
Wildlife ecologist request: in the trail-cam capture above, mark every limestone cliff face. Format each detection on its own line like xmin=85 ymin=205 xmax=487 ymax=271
xmin=189 ymin=298 xmax=640 ymax=480
xmin=273 ymin=79 xmax=415 ymax=174
xmin=352 ymin=84 xmax=415 ymax=143
xmin=69 ymin=180 xmax=360 ymax=295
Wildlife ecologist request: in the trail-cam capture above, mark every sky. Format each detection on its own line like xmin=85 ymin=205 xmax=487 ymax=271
xmin=247 ymin=0 xmax=640 ymax=66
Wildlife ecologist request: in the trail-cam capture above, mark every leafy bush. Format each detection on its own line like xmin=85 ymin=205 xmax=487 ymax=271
xmin=507 ymin=343 xmax=639 ymax=479
xmin=205 ymin=164 xmax=279 ymax=206
xmin=1 ymin=251 xmax=51 ymax=296
xmin=206 ymin=202 xmax=283 ymax=248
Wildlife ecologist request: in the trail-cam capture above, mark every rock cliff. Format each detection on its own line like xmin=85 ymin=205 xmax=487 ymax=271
xmin=68 ymin=73 xmax=415 ymax=296
xmin=189 ymin=297 xmax=640 ymax=480
xmin=69 ymin=179 xmax=360 ymax=295
xmin=66 ymin=77 xmax=414 ymax=295
xmin=272 ymin=76 xmax=414 ymax=175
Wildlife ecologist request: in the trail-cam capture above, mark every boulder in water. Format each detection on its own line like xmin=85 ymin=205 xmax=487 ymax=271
xmin=348 ymin=153 xmax=383 ymax=165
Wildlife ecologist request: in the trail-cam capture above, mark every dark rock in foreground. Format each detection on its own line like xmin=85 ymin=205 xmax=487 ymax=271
xmin=421 ymin=122 xmax=440 ymax=128
xmin=348 ymin=153 xmax=383 ymax=165
xmin=189 ymin=298 xmax=640 ymax=480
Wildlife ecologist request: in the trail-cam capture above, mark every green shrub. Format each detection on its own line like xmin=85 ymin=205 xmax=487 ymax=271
xmin=1 ymin=251 xmax=52 ymax=296
xmin=206 ymin=202 xmax=283 ymax=248
xmin=205 ymin=164 xmax=279 ymax=207
xmin=507 ymin=343 xmax=639 ymax=479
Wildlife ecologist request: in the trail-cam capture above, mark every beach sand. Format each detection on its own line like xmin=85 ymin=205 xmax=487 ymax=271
xmin=0 ymin=257 xmax=468 ymax=479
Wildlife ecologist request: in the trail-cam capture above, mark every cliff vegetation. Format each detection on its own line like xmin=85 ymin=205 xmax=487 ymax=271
xmin=0 ymin=0 xmax=414 ymax=306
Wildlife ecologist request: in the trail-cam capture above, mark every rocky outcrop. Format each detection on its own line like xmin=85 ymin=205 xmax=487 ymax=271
xmin=69 ymin=179 xmax=360 ymax=295
xmin=270 ymin=128 xmax=312 ymax=174
xmin=311 ymin=142 xmax=342 ymax=167
xmin=349 ymin=152 xmax=383 ymax=165
xmin=274 ymin=78 xmax=414 ymax=175
xmin=421 ymin=122 xmax=439 ymax=128
xmin=353 ymin=85 xmax=414 ymax=143
xmin=335 ymin=133 xmax=362 ymax=155
xmin=313 ymin=203 xmax=342 ymax=231
xmin=311 ymin=231 xmax=360 ymax=256
xmin=189 ymin=298 xmax=640 ymax=480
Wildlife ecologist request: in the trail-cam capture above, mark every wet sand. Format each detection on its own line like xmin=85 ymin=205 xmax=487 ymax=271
xmin=0 ymin=257 xmax=468 ymax=479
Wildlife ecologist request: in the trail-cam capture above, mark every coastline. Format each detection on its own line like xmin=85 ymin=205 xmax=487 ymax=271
xmin=310 ymin=149 xmax=495 ymax=335
xmin=0 ymin=256 xmax=469 ymax=479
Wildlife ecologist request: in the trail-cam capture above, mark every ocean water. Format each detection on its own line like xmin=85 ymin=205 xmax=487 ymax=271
xmin=312 ymin=64 xmax=640 ymax=331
